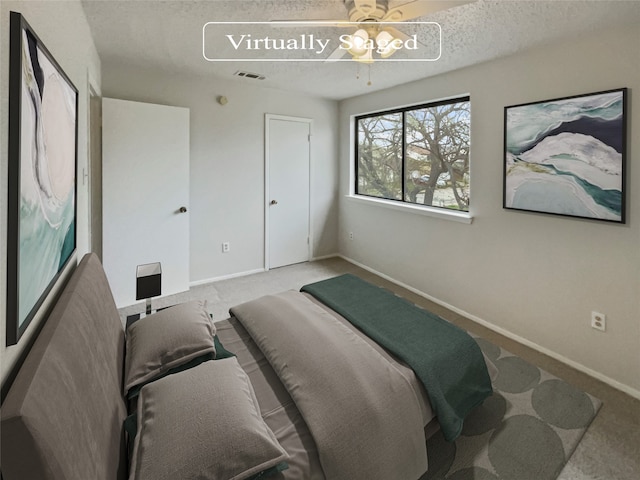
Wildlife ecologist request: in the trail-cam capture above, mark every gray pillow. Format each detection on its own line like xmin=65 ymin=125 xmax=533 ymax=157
xmin=124 ymin=300 xmax=215 ymax=396
xmin=129 ymin=358 xmax=289 ymax=480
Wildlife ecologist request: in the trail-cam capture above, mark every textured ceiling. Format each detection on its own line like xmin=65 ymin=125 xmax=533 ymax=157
xmin=81 ymin=0 xmax=640 ymax=100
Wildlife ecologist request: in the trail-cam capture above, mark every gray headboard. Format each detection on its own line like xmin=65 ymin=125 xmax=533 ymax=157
xmin=1 ymin=253 xmax=128 ymax=480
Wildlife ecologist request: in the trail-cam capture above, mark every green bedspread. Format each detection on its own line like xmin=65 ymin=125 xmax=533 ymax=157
xmin=301 ymin=274 xmax=492 ymax=442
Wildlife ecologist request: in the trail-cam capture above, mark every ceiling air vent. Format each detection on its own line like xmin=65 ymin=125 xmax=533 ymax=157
xmin=234 ymin=71 xmax=266 ymax=80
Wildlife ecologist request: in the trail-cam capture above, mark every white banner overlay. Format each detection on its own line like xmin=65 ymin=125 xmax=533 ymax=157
xmin=202 ymin=21 xmax=442 ymax=62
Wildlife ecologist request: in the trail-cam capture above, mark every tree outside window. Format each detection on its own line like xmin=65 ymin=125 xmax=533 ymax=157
xmin=356 ymin=97 xmax=470 ymax=211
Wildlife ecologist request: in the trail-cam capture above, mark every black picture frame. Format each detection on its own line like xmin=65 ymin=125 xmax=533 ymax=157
xmin=503 ymin=88 xmax=627 ymax=223
xmin=6 ymin=12 xmax=78 ymax=346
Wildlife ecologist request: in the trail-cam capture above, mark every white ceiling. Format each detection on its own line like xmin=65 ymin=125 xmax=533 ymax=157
xmin=81 ymin=0 xmax=640 ymax=100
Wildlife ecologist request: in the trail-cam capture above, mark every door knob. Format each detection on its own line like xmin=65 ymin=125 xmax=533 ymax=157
xmin=270 ymin=200 xmax=278 ymax=205
xmin=179 ymin=206 xmax=187 ymax=213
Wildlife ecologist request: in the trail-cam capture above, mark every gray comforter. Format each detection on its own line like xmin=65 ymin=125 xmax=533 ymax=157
xmin=230 ymin=291 xmax=428 ymax=480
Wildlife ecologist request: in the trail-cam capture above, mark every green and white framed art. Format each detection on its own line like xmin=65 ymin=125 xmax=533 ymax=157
xmin=504 ymin=88 xmax=626 ymax=223
xmin=6 ymin=12 xmax=78 ymax=345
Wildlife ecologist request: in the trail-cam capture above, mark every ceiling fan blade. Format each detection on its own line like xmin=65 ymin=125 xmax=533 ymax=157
xmin=325 ymin=44 xmax=349 ymax=62
xmin=383 ymin=0 xmax=475 ymax=21
xmin=353 ymin=0 xmax=379 ymax=16
xmin=385 ymin=26 xmax=412 ymax=42
xmin=385 ymin=26 xmax=428 ymax=49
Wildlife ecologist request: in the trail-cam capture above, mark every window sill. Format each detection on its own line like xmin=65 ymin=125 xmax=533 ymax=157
xmin=345 ymin=195 xmax=473 ymax=224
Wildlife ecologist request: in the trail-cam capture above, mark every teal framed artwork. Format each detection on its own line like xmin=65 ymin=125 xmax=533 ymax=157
xmin=504 ymin=88 xmax=626 ymax=223
xmin=6 ymin=12 xmax=78 ymax=345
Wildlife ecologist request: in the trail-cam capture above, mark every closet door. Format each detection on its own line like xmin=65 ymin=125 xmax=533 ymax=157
xmin=102 ymin=98 xmax=190 ymax=308
xmin=265 ymin=115 xmax=311 ymax=269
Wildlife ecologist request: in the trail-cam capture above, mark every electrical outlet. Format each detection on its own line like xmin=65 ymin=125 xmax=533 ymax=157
xmin=222 ymin=242 xmax=230 ymax=253
xmin=591 ymin=311 xmax=606 ymax=332
xmin=349 ymin=232 xmax=354 ymax=240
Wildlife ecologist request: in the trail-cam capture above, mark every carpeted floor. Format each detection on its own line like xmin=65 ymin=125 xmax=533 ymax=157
xmin=119 ymin=256 xmax=640 ymax=480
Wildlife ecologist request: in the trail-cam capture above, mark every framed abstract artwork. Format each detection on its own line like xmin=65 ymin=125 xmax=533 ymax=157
xmin=504 ymin=88 xmax=626 ymax=223
xmin=6 ymin=12 xmax=78 ymax=345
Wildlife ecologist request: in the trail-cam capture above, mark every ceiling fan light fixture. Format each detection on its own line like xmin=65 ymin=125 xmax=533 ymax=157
xmin=375 ymin=30 xmax=393 ymax=43
xmin=347 ymin=28 xmax=370 ymax=56
xmin=353 ymin=47 xmax=374 ymax=64
xmin=375 ymin=30 xmax=398 ymax=58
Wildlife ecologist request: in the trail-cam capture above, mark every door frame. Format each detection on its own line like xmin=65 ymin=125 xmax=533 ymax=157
xmin=264 ymin=114 xmax=312 ymax=271
xmin=87 ymin=76 xmax=102 ymax=260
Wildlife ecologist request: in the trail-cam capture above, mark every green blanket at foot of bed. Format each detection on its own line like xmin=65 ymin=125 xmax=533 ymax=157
xmin=301 ymin=274 xmax=492 ymax=442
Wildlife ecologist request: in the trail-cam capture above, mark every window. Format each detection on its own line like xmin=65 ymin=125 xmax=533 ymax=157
xmin=356 ymin=97 xmax=470 ymax=212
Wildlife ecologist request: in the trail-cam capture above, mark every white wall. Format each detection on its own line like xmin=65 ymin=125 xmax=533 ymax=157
xmin=0 ymin=1 xmax=101 ymax=389
xmin=101 ymin=65 xmax=339 ymax=284
xmin=339 ymin=24 xmax=640 ymax=396
xmin=2 ymin=2 xmax=635 ymax=402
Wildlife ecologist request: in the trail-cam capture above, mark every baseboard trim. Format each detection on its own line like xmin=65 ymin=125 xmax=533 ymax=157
xmin=310 ymin=253 xmax=340 ymax=262
xmin=190 ymin=268 xmax=266 ymax=287
xmin=191 ymin=254 xmax=343 ymax=287
xmin=338 ymin=254 xmax=640 ymax=401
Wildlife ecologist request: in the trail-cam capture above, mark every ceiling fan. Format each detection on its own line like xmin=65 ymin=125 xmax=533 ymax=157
xmin=345 ymin=0 xmax=473 ymax=23
xmin=274 ymin=0 xmax=475 ymax=62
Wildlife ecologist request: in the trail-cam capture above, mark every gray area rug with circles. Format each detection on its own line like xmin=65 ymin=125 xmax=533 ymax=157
xmin=421 ymin=335 xmax=601 ymax=480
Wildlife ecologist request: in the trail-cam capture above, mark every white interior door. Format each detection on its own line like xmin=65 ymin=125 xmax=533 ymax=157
xmin=102 ymin=98 xmax=190 ymax=308
xmin=266 ymin=115 xmax=311 ymax=269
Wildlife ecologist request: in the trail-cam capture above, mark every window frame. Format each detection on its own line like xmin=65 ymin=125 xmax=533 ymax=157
xmin=354 ymin=96 xmax=471 ymax=212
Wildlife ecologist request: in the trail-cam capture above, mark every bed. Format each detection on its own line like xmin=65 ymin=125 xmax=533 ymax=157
xmin=1 ymin=253 xmax=493 ymax=480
